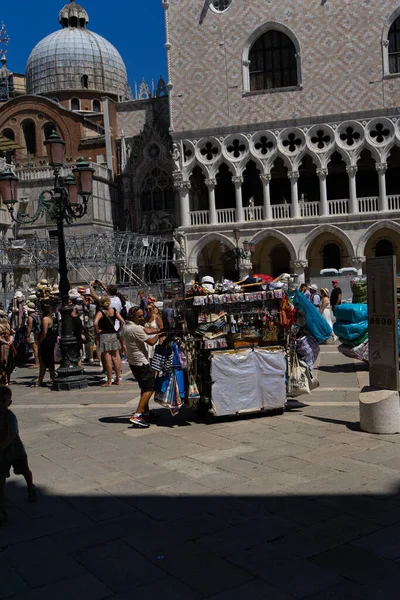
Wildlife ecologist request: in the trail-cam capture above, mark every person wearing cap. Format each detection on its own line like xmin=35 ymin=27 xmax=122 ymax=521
xmin=330 ymin=280 xmax=342 ymax=313
xmin=26 ymin=303 xmax=40 ymax=369
xmin=309 ymin=284 xmax=321 ymax=308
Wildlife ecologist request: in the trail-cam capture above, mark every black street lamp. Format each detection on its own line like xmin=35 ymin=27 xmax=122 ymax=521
xmin=0 ymin=132 xmax=94 ymax=390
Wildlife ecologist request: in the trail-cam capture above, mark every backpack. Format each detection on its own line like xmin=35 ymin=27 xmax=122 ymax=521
xmin=31 ymin=314 xmax=41 ymax=335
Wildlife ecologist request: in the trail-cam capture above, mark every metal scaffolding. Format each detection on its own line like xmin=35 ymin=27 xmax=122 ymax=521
xmin=0 ymin=232 xmax=173 ymax=289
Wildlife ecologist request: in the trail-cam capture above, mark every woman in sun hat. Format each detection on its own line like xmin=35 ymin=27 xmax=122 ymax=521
xmin=320 ymin=288 xmax=337 ymax=341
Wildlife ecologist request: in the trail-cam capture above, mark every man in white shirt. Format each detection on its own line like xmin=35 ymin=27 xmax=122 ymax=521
xmin=309 ymin=284 xmax=321 ymax=308
xmin=120 ymin=307 xmax=162 ymax=428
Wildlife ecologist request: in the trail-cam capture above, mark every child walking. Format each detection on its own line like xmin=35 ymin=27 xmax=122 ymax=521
xmin=0 ymin=386 xmax=36 ymax=524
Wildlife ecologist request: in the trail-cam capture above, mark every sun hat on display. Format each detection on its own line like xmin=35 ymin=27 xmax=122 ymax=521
xmin=201 ymin=275 xmax=215 ymax=293
xmin=14 ymin=291 xmax=24 ymax=298
xmin=27 ymin=302 xmax=36 ymax=312
xmin=77 ymin=286 xmax=86 ymax=295
xmin=50 ymin=284 xmax=60 ymax=296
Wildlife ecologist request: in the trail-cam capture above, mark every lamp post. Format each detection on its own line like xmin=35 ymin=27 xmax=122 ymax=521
xmin=0 ymin=132 xmax=94 ymax=391
xmin=219 ymin=229 xmax=255 ymax=280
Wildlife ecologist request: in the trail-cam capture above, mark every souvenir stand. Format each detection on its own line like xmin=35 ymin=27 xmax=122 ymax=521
xmin=168 ymin=287 xmax=294 ymax=418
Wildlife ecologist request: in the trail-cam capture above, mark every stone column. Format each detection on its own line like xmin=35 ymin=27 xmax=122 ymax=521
xmin=290 ymin=260 xmax=308 ymax=285
xmin=205 ymin=178 xmax=217 ymax=225
xmin=316 ymin=168 xmax=329 ymax=217
xmin=376 ymin=163 xmax=388 ymax=212
xmin=232 ymin=176 xmax=244 ymax=223
xmin=288 ymin=171 xmax=300 ymax=218
xmin=346 ymin=165 xmax=358 ymax=214
xmin=173 ymin=173 xmax=190 ymax=227
xmin=260 ymin=173 xmax=272 ymax=220
xmin=351 ymin=256 xmax=366 ymax=277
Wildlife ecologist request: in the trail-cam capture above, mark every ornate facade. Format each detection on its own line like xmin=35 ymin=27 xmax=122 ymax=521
xmin=163 ymin=0 xmax=400 ymax=282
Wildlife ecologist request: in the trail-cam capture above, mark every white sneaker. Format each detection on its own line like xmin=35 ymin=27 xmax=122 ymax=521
xmin=102 ymin=375 xmax=116 ymax=383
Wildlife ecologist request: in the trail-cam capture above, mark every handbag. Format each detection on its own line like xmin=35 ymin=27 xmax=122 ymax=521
xmin=306 ymin=368 xmax=320 ymax=391
xmin=288 ymin=352 xmax=310 ymax=396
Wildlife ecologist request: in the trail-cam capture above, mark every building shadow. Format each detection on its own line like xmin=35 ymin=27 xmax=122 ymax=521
xmin=2 ymin=479 xmax=400 ymax=599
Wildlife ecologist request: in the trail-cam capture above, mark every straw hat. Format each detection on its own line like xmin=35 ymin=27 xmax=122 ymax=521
xmin=68 ymin=288 xmax=81 ymax=299
xmin=27 ymin=302 xmax=36 ymax=312
xmin=14 ymin=291 xmax=24 ymax=299
xmin=321 ymin=287 xmax=329 ymax=296
xmin=309 ymin=284 xmax=318 ymax=292
xmin=50 ymin=284 xmax=60 ymax=296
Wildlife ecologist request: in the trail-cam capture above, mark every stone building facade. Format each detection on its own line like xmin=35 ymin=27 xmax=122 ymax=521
xmin=164 ymin=0 xmax=400 ymax=282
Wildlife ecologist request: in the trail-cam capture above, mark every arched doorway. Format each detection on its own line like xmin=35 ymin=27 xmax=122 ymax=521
xmin=375 ymin=239 xmax=394 ymax=256
xmin=327 ymin=151 xmax=348 ymax=200
xmin=242 ymin=160 xmax=262 ymax=208
xmin=387 ymin=145 xmax=400 ymax=196
xmin=322 ymin=243 xmax=342 ymax=270
xmin=364 ymin=227 xmax=400 ymax=263
xmin=22 ymin=120 xmax=36 ymax=157
xmin=270 ymin=157 xmax=290 ymax=205
xmin=306 ymin=231 xmax=350 ymax=278
xmin=189 ymin=166 xmax=208 ymax=211
xmin=356 ymin=149 xmax=379 ymax=198
xmin=252 ymin=236 xmax=292 ymax=277
xmin=197 ymin=239 xmax=235 ymax=281
xmin=298 ymin=154 xmax=319 ymax=203
xmin=215 ymin=163 xmax=235 ymax=210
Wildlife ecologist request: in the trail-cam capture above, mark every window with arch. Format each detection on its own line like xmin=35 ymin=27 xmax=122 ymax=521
xmin=375 ymin=239 xmax=394 ymax=257
xmin=81 ymin=75 xmax=89 ymax=89
xmin=92 ymin=99 xmax=101 ymax=113
xmin=70 ymin=16 xmax=78 ymax=28
xmin=140 ymin=168 xmax=175 ymax=213
xmin=388 ymin=17 xmax=400 ymax=73
xmin=2 ymin=128 xmax=14 ymax=141
xmin=44 ymin=123 xmax=57 ymax=140
xmin=71 ymin=98 xmax=80 ymax=111
xmin=248 ymin=29 xmax=298 ymax=91
xmin=22 ymin=120 xmax=36 ymax=156
xmin=323 ymin=243 xmax=341 ymax=270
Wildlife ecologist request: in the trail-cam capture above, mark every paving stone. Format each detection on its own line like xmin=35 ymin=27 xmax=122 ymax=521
xmin=0 ymin=556 xmax=29 ymax=599
xmin=146 ymin=541 xmax=252 ymax=596
xmin=351 ymin=521 xmax=400 ymax=560
xmin=6 ymin=574 xmax=112 ymax=600
xmin=158 ymin=457 xmax=221 ymax=479
xmin=258 ymin=495 xmax=341 ymax=526
xmin=351 ymin=444 xmax=400 ymax=464
xmin=112 ymin=577 xmax=201 ymax=599
xmin=229 ymin=542 xmax=343 ymax=598
xmin=307 ymin=580 xmax=392 ymax=599
xmin=196 ymin=514 xmax=299 ymax=557
xmin=313 ymin=544 xmax=400 ymax=589
xmin=73 ymin=539 xmax=166 ymax=594
xmin=4 ymin=536 xmax=86 ymax=589
xmin=272 ymin=514 xmax=378 ymax=558
xmin=62 ymin=488 xmax=135 ymax=522
xmin=239 ymin=442 xmax=316 ymax=464
xmin=313 ymin=493 xmax=400 ymax=527
xmin=207 ymin=578 xmax=295 ymax=600
xmin=188 ymin=445 xmax=259 ymax=464
xmin=267 ymin=456 xmax=339 ymax=480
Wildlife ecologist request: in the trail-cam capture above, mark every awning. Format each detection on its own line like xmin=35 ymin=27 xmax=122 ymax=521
xmin=0 ymin=135 xmax=21 ymax=151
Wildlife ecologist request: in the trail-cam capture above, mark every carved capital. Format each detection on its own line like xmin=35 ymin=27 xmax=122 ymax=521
xmin=232 ymin=176 xmax=244 ymax=186
xmin=291 ymin=259 xmax=308 ymax=270
xmin=242 ymin=59 xmax=251 ymax=67
xmin=172 ymin=171 xmax=183 ymax=185
xmin=351 ymin=256 xmax=366 ymax=267
xmin=182 ymin=181 xmax=191 ymax=190
xmin=205 ymin=178 xmax=217 ymax=190
xmin=288 ymin=171 xmax=299 ymax=182
xmin=260 ymin=173 xmax=271 ymax=184
xmin=382 ymin=39 xmax=389 ymax=47
xmin=346 ymin=165 xmax=358 ymax=176
xmin=316 ymin=168 xmax=328 ymax=179
xmin=375 ymin=162 xmax=388 ymax=174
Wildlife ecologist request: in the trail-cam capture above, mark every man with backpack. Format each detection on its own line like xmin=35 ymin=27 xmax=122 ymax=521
xmin=309 ymin=284 xmax=321 ymax=308
xmin=26 ymin=303 xmax=40 ymax=369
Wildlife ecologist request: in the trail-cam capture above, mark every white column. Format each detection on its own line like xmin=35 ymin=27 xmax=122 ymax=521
xmin=316 ymin=168 xmax=329 ymax=217
xmin=351 ymin=256 xmax=366 ymax=277
xmin=290 ymin=260 xmax=308 ymax=285
xmin=178 ymin=182 xmax=191 ymax=227
xmin=232 ymin=176 xmax=244 ymax=223
xmin=260 ymin=173 xmax=272 ymax=220
xmin=346 ymin=165 xmax=358 ymax=214
xmin=376 ymin=163 xmax=388 ymax=212
xmin=288 ymin=171 xmax=300 ymax=218
xmin=205 ymin=178 xmax=217 ymax=225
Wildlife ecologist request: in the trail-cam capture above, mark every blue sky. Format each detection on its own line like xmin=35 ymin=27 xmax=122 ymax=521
xmin=1 ymin=0 xmax=167 ymax=90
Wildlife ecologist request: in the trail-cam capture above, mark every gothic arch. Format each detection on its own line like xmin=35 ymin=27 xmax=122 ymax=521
xmin=382 ymin=7 xmax=400 ymax=75
xmin=188 ymin=232 xmax=235 ymax=270
xmin=242 ymin=21 xmax=302 ymax=93
xmin=357 ymin=220 xmax=400 ymax=257
xmin=249 ymin=228 xmax=297 ymax=262
xmin=299 ymin=225 xmax=356 ymax=261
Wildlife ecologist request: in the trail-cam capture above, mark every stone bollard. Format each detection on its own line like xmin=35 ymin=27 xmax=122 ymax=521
xmin=359 ymin=386 xmax=400 ymax=434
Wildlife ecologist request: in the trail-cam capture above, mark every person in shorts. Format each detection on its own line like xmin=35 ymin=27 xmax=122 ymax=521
xmin=120 ymin=307 xmax=163 ymax=428
xmin=0 ymin=386 xmax=36 ymax=525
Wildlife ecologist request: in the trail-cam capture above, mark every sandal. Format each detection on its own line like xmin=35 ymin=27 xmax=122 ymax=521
xmin=114 ymin=379 xmax=121 ymax=385
xmin=101 ymin=382 xmax=112 ymax=387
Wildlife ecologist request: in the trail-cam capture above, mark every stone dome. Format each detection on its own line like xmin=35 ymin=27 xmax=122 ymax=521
xmin=26 ymin=1 xmax=129 ymax=100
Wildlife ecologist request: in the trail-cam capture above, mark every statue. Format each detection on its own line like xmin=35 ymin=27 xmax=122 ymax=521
xmin=172 ymin=142 xmax=181 ymax=170
xmin=248 ymin=196 xmax=255 ymax=220
xmin=173 ymin=231 xmax=186 ymax=264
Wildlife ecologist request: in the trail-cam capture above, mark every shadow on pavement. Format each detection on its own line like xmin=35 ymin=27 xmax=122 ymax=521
xmin=318 ymin=364 xmax=368 ymax=374
xmin=2 ymin=480 xmax=400 ymax=599
xmin=306 ymin=415 xmax=361 ymax=432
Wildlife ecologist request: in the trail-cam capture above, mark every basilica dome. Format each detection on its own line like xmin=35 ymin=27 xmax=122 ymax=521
xmin=26 ymin=1 xmax=129 ymax=100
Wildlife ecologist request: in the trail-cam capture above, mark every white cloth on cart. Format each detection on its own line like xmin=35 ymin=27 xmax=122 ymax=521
xmin=210 ymin=348 xmax=286 ymax=416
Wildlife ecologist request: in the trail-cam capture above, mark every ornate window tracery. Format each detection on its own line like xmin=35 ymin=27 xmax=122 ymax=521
xmin=210 ymin=0 xmax=231 ymax=13
xmin=249 ymin=30 xmax=297 ymax=91
xmin=139 ymin=168 xmax=175 ymax=231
